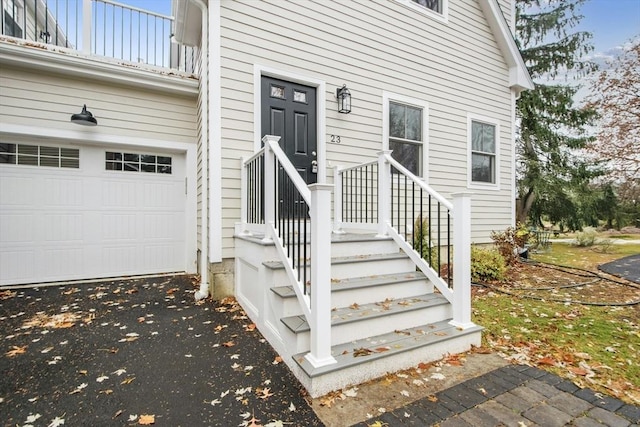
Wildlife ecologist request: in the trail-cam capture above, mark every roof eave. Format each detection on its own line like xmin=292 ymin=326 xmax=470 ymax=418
xmin=479 ymin=0 xmax=535 ymax=92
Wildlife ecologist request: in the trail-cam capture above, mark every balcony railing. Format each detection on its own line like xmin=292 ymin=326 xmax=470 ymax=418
xmin=0 ymin=0 xmax=197 ymax=73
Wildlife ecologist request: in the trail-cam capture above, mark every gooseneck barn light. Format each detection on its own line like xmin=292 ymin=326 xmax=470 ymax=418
xmin=71 ymin=105 xmax=98 ymax=126
xmin=336 ymin=84 xmax=351 ymax=114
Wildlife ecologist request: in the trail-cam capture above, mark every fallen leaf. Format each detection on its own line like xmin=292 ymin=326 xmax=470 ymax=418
xmin=138 ymin=414 xmax=155 ymax=425
xmin=222 ymin=341 xmax=235 ymax=347
xmin=349 ymin=302 xmax=360 ymax=310
xmin=569 ymin=367 xmax=589 ymax=376
xmin=537 ymin=356 xmax=556 ymax=366
xmin=353 ymin=347 xmax=373 ymax=357
xmin=244 ymin=323 xmax=256 ymax=332
xmin=121 ymin=377 xmax=135 ymax=385
xmin=288 ymin=402 xmax=296 ymax=411
xmin=258 ymin=387 xmax=274 ymax=399
xmin=272 ymin=356 xmax=283 ymax=365
xmin=6 ymin=345 xmax=27 ymax=357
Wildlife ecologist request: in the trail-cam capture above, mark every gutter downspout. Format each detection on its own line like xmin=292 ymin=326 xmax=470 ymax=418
xmin=192 ymin=0 xmax=209 ymax=301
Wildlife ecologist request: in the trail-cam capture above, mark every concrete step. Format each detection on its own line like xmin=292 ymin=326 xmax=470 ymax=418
xmin=271 ymin=271 xmax=432 ymax=316
xmin=292 ymin=320 xmax=483 ymax=397
xmin=281 ymin=293 xmax=452 ymax=351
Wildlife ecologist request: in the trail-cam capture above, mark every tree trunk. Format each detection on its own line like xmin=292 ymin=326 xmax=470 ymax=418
xmin=516 ymin=189 xmax=536 ymax=224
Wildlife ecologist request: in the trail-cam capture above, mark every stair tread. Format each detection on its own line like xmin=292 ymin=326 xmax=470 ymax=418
xmin=293 ymin=320 xmax=483 ymax=377
xmin=281 ymin=293 xmax=448 ymax=333
xmin=271 ymin=271 xmax=427 ymax=298
xmin=263 ymin=252 xmax=407 ymax=270
xmin=236 ymin=232 xmax=391 ymax=246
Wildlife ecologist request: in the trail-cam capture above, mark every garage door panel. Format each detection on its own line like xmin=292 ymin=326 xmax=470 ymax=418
xmin=1 ymin=213 xmax=35 ymax=242
xmin=0 ymin=144 xmax=187 ymax=286
xmin=43 ymin=177 xmax=83 ymax=206
xmin=43 ymin=214 xmax=84 ymax=241
xmin=1 ymin=175 xmax=36 ymax=206
xmin=101 ymin=213 xmax=138 ymax=241
xmin=42 ymin=246 xmax=84 ymax=278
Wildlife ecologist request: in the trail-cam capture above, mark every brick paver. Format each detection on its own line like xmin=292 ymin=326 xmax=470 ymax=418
xmin=359 ymin=364 xmax=639 ymax=427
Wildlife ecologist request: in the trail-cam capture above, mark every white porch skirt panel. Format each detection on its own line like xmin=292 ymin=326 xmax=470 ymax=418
xmin=0 ymin=143 xmax=187 ymax=286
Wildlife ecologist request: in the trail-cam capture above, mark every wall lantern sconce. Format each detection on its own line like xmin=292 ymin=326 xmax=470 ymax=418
xmin=336 ymin=84 xmax=351 ymax=114
xmin=71 ymin=104 xmax=97 ymax=126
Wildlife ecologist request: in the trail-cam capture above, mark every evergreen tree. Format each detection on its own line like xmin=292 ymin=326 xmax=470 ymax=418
xmin=514 ymin=0 xmax=599 ymax=226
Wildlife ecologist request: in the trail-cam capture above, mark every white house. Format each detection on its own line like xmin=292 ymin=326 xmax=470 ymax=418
xmin=1 ymin=0 xmax=532 ymax=396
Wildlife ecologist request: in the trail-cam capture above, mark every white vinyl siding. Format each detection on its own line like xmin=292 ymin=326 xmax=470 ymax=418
xmin=218 ymin=0 xmax=515 ymax=250
xmin=0 ymin=67 xmax=198 ymax=143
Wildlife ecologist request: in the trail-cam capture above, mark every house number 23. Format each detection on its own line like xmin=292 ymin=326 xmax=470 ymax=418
xmin=330 ymin=135 xmax=341 ymax=144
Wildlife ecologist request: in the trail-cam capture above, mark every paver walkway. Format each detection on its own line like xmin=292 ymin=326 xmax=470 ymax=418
xmin=355 ymin=364 xmax=639 ymax=426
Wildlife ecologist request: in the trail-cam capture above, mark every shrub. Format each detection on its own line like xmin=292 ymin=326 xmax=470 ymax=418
xmin=574 ymin=229 xmax=597 ymax=247
xmin=490 ymin=224 xmax=531 ymax=265
xmin=413 ymin=215 xmax=441 ymax=269
xmin=471 ymin=246 xmax=507 ymax=283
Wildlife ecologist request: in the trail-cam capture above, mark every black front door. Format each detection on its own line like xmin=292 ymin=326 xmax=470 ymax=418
xmin=261 ymin=76 xmax=317 ymax=184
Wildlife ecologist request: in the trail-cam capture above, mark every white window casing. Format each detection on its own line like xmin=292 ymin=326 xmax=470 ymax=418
xmin=467 ymin=113 xmax=500 ymax=191
xmin=393 ymin=0 xmax=449 ymax=23
xmin=382 ymin=91 xmax=429 ymax=181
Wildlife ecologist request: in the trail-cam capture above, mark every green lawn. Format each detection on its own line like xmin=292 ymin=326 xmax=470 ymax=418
xmin=473 ymin=242 xmax=640 ymax=404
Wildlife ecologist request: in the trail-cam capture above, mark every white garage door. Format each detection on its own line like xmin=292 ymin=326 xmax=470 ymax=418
xmin=0 ymin=142 xmax=187 ymax=286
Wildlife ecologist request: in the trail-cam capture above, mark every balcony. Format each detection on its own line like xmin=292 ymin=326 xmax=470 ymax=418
xmin=0 ymin=0 xmax=197 ymax=74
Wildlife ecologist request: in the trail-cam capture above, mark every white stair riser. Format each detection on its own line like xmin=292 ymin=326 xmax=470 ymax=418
xmin=295 ymin=331 xmax=482 ymax=398
xmin=277 ymin=278 xmax=432 ymax=318
xmin=277 ymin=238 xmax=397 ymax=259
xmin=330 ymin=279 xmax=432 ymax=308
xmin=293 ymin=303 xmax=453 ymax=351
xmin=330 ymin=240 xmax=400 ymax=257
xmin=268 ymin=257 xmax=416 ymax=285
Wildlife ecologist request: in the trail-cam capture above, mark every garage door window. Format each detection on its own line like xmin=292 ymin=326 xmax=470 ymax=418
xmin=105 ymin=151 xmax=172 ymax=174
xmin=0 ymin=143 xmax=79 ymax=168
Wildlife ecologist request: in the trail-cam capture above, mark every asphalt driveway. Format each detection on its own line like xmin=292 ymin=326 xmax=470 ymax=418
xmin=599 ymin=254 xmax=640 ymax=284
xmin=0 ymin=275 xmax=322 ymax=426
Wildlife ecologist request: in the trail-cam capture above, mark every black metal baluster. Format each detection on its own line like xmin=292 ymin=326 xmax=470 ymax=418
xmin=437 ymin=202 xmax=441 ymax=269
xmin=428 ymin=195 xmax=432 ymax=266
xmin=447 ymin=211 xmax=452 ymax=287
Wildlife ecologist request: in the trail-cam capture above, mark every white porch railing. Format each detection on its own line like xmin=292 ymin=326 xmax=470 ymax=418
xmin=335 ymin=151 xmax=474 ymax=329
xmin=0 ymin=0 xmax=197 ymax=73
xmin=241 ymin=135 xmax=336 ymax=368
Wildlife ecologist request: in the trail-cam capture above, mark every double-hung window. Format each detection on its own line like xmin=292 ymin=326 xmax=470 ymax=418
xmin=386 ymin=95 xmax=428 ymax=177
xmin=468 ymin=115 xmax=499 ymax=188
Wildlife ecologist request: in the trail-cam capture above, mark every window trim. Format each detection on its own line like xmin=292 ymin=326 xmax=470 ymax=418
xmin=3 ymin=0 xmax=24 ymax=39
xmin=0 ymin=143 xmax=80 ymax=169
xmin=382 ymin=92 xmax=429 ymax=180
xmin=393 ymin=0 xmax=449 ymax=23
xmin=467 ymin=113 xmax=500 ymax=190
xmin=105 ymin=151 xmax=173 ymax=174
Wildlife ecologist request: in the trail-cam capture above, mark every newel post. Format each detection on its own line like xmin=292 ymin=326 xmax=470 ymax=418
xmin=376 ymin=150 xmax=393 ymax=238
xmin=262 ymin=135 xmax=279 ymax=243
xmin=82 ymin=0 xmax=92 ymax=54
xmin=305 ymin=183 xmax=337 ymax=368
xmin=450 ymin=192 xmax=475 ymax=329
